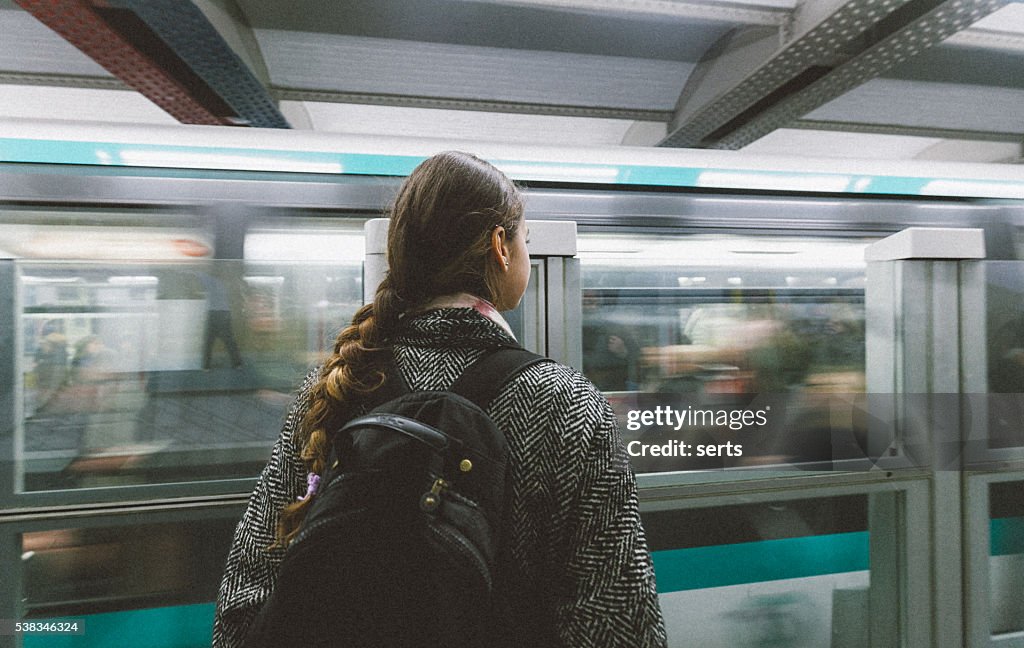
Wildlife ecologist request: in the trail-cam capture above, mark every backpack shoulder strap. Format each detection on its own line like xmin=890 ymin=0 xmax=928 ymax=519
xmin=449 ymin=347 xmax=548 ymax=412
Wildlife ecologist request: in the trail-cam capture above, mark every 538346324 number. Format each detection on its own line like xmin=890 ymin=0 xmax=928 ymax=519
xmin=1 ymin=620 xmax=85 ymax=635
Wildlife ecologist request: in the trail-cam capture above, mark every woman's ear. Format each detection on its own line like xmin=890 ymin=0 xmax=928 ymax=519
xmin=490 ymin=226 xmax=510 ymax=270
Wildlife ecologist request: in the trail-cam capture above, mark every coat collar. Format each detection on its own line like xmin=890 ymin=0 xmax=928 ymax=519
xmin=394 ymin=307 xmax=519 ymax=350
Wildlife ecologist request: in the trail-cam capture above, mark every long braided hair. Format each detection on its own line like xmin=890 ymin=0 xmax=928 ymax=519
xmin=274 ymin=151 xmax=524 ymax=547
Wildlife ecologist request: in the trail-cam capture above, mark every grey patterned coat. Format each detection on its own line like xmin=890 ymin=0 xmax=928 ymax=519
xmin=213 ymin=308 xmax=667 ymax=647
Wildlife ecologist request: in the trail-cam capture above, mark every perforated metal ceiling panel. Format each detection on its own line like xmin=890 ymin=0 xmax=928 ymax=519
xmin=661 ymin=0 xmax=1010 ymax=149
xmin=711 ymin=0 xmax=1011 ymax=149
xmin=105 ymin=0 xmax=288 ymax=128
xmin=11 ymin=0 xmax=288 ymax=127
xmin=14 ymin=0 xmax=230 ymax=125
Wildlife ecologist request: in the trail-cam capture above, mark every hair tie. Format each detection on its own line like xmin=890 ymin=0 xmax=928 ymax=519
xmin=298 ymin=472 xmax=320 ymax=501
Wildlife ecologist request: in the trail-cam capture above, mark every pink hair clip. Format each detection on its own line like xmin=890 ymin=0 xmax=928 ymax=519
xmin=298 ymin=472 xmax=320 ymax=501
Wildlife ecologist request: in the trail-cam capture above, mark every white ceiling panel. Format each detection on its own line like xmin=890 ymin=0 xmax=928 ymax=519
xmin=741 ymin=129 xmax=944 ymax=160
xmin=0 ymin=9 xmax=111 ymax=77
xmin=290 ymin=101 xmax=638 ymax=145
xmin=256 ymin=30 xmax=694 ymax=111
xmin=805 ymin=78 xmax=1024 ymax=135
xmin=0 ymin=85 xmax=176 ymax=124
xmin=967 ymin=2 xmax=1024 ymax=34
xmin=913 ymin=139 xmax=1021 ymax=163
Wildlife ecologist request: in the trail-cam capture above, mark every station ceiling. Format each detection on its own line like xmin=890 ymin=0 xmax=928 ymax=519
xmin=1 ymin=0 xmax=1022 ymax=163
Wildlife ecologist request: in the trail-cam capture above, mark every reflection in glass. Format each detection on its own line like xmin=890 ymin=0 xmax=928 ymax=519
xmin=985 ymin=262 xmax=1024 ymax=448
xmin=645 ymin=495 xmax=870 ymax=648
xmin=18 ymin=256 xmax=362 ymax=491
xmin=22 ymin=517 xmax=237 ymax=615
xmin=579 ymin=233 xmax=874 ymax=472
xmin=989 ymin=481 xmax=1024 ymax=636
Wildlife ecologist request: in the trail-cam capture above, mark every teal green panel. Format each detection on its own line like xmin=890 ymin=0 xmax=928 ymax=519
xmin=23 ymin=603 xmax=214 ymax=648
xmin=651 ymin=531 xmax=870 ymax=593
xmin=0 ymin=138 xmax=424 ymax=177
xmin=615 ymin=164 xmax=703 ymax=187
xmin=5 ymin=136 xmax=1024 ymax=198
xmin=991 ymin=517 xmax=1024 ymax=556
xmin=0 ymin=138 xmax=105 ymax=166
xmin=340 ymin=153 xmax=424 ymax=176
xmin=860 ymin=176 xmax=932 ymax=196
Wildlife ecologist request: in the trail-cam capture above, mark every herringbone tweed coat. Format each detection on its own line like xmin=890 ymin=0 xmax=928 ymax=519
xmin=213 ymin=308 xmax=667 ymax=647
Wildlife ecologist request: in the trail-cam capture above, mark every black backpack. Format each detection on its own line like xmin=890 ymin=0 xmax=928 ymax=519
xmin=243 ymin=346 xmax=546 ymax=648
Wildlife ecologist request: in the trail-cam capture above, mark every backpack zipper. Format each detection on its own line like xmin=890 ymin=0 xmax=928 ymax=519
xmin=427 ymin=521 xmax=493 ymax=592
xmin=419 ymin=477 xmax=448 ymax=512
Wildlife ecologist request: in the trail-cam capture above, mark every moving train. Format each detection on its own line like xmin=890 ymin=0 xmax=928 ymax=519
xmin=2 ymin=120 xmax=1023 ymax=647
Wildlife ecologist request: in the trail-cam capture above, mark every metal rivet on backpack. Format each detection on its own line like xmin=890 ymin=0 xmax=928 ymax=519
xmin=459 ymin=459 xmax=473 ymax=473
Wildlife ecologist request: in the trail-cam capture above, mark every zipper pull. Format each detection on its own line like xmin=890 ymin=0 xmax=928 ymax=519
xmin=419 ymin=477 xmax=448 ymax=512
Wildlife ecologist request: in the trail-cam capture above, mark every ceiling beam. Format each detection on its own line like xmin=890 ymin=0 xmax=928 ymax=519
xmin=0 ymin=71 xmax=127 ymax=90
xmin=103 ymin=0 xmax=288 ymax=128
xmin=661 ymin=0 xmax=1009 ymax=149
xmin=449 ymin=0 xmax=793 ymax=26
xmin=15 ymin=0 xmax=288 ymax=127
xmin=15 ymin=0 xmax=231 ymax=125
xmin=271 ymin=88 xmax=672 ymax=122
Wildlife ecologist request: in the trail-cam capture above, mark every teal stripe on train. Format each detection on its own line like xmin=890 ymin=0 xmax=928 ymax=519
xmin=652 ymin=531 xmax=870 ymax=593
xmin=18 ymin=518 xmax=1024 ymax=647
xmin=22 ymin=604 xmax=214 ymax=648
xmin=992 ymin=516 xmax=1024 ymax=556
xmin=4 ymin=137 xmax=1024 ymax=198
xmin=16 ymin=534 xmax=867 ymax=647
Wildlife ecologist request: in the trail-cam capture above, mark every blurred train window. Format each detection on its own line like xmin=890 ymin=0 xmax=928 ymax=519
xmin=20 ymin=513 xmax=239 ymax=643
xmin=12 ymin=214 xmax=367 ymax=492
xmin=988 ymin=481 xmax=1024 ymax=637
xmin=984 ymin=261 xmax=1024 ymax=449
xmin=578 ymin=232 xmax=876 ymax=472
xmin=644 ymin=493 xmax=876 ymax=646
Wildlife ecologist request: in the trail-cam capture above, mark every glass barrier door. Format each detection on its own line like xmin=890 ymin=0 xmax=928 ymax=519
xmin=962 ymin=259 xmax=1024 ymax=647
xmin=362 ymin=218 xmax=581 ymax=367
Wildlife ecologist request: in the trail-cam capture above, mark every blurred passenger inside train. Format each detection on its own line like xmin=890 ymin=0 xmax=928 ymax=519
xmin=988 ymin=289 xmax=1024 ymax=447
xmin=32 ymin=319 xmax=68 ymax=413
xmin=992 ymin=316 xmax=1024 ymax=391
xmin=582 ymin=290 xmax=642 ymax=391
xmin=197 ymin=268 xmax=244 ymax=370
xmin=50 ymin=335 xmax=118 ymax=455
xmin=213 ymin=151 xmax=667 ymax=647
